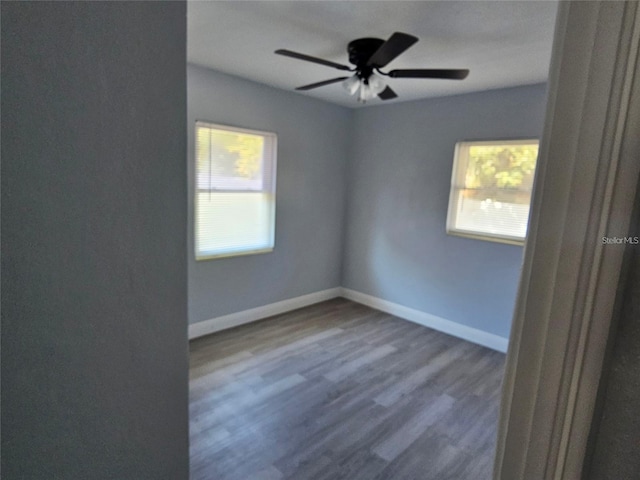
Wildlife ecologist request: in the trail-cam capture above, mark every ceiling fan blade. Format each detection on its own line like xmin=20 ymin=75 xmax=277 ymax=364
xmin=388 ymin=69 xmax=469 ymax=80
xmin=378 ymin=86 xmax=398 ymax=100
xmin=295 ymin=77 xmax=349 ymax=91
xmin=275 ymin=49 xmax=352 ymax=71
xmin=367 ymin=32 xmax=418 ymax=68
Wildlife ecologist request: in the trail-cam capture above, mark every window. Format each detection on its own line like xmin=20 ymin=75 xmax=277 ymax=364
xmin=195 ymin=121 xmax=277 ymax=260
xmin=446 ymin=139 xmax=539 ymax=245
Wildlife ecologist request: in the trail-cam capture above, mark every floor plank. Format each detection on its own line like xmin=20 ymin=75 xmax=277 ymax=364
xmin=190 ymin=298 xmax=505 ymax=480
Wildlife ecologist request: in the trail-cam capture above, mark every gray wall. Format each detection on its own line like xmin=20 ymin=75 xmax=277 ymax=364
xmin=343 ymin=84 xmax=547 ymax=339
xmin=1 ymin=3 xmax=188 ymax=479
xmin=188 ymin=64 xmax=351 ymax=324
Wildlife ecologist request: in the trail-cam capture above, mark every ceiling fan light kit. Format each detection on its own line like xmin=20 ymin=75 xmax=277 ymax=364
xmin=343 ymin=75 xmax=361 ymax=95
xmin=275 ymin=32 xmax=469 ymax=103
xmin=343 ymin=72 xmax=386 ymax=103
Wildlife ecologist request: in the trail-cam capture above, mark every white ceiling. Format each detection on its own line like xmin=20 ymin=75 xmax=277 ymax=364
xmin=188 ymin=1 xmax=558 ymax=108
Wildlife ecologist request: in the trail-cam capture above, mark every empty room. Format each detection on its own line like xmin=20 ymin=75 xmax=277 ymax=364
xmin=3 ymin=1 xmax=639 ymax=479
xmin=187 ymin=2 xmax=552 ymax=479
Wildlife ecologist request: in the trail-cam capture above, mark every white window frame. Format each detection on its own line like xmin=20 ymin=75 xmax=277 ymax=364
xmin=194 ymin=121 xmax=277 ymax=261
xmin=446 ymin=138 xmax=539 ymax=246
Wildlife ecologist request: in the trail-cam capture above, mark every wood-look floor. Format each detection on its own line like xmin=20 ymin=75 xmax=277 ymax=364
xmin=189 ymin=298 xmax=505 ymax=480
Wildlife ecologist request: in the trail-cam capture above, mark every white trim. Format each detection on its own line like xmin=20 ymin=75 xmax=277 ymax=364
xmin=189 ymin=286 xmax=510 ymax=351
xmin=341 ymin=288 xmax=509 ymax=353
xmin=188 ymin=288 xmax=341 ymax=340
xmin=495 ymin=2 xmax=640 ymax=479
xmin=195 ymin=119 xmax=277 ymax=139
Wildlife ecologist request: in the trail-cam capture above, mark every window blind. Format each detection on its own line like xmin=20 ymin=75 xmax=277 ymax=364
xmin=195 ymin=122 xmax=277 ymax=259
xmin=447 ymin=140 xmax=539 ymax=244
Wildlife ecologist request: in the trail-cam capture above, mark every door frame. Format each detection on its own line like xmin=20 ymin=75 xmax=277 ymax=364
xmin=494 ymin=1 xmax=640 ymax=478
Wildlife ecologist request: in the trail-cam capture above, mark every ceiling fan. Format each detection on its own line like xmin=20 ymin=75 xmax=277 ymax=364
xmin=275 ymin=32 xmax=469 ymax=103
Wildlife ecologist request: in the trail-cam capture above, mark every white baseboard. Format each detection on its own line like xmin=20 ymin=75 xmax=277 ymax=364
xmin=340 ymin=288 xmax=509 ymax=353
xmin=188 ymin=288 xmax=342 ymax=340
xmin=189 ymin=286 xmax=509 ymax=352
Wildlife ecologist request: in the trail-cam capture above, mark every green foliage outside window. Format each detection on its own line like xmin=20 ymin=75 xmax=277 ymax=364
xmin=196 ymin=128 xmax=264 ymax=180
xmin=464 ymin=144 xmax=538 ymax=203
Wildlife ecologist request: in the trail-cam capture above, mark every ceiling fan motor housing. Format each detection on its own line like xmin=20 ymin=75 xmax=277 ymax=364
xmin=347 ymin=38 xmax=385 ymax=68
